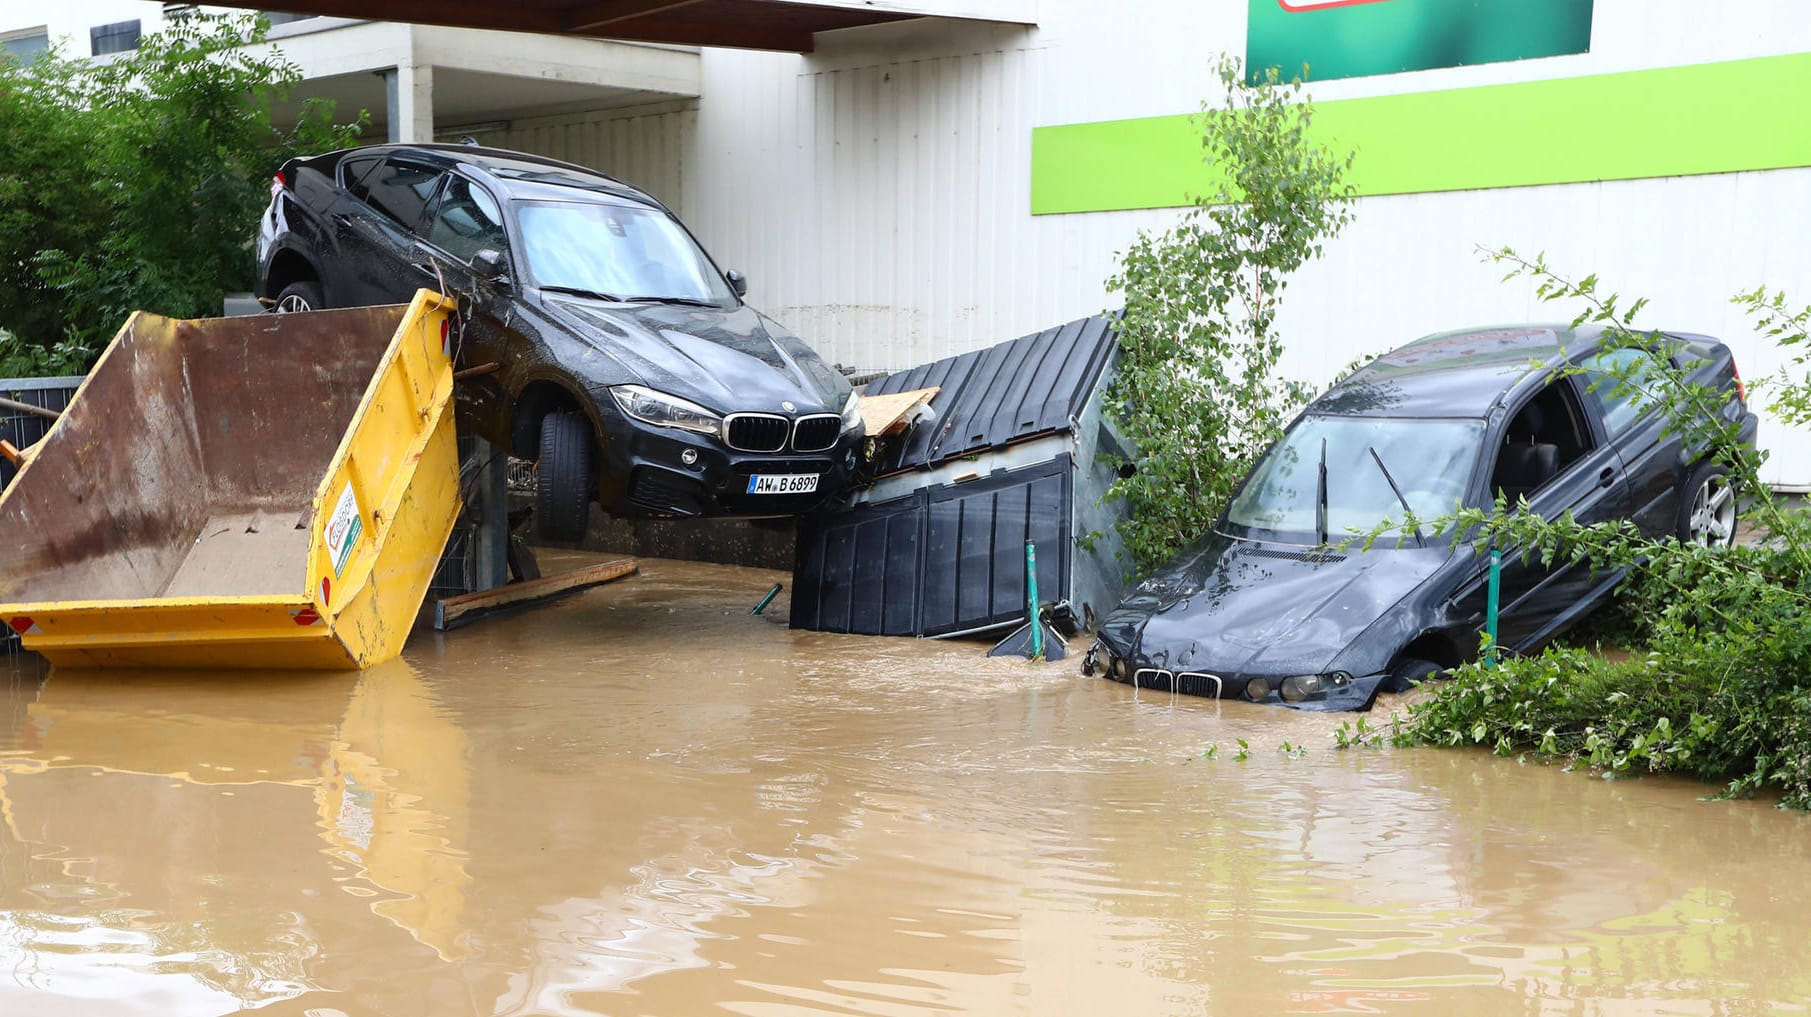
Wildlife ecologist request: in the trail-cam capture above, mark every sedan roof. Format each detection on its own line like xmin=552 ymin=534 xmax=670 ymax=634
xmin=1312 ymin=323 xmax=1610 ymax=418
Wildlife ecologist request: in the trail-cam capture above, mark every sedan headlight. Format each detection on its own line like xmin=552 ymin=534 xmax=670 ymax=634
xmin=1279 ymin=674 xmax=1326 ymax=702
xmin=839 ymin=389 xmax=863 ymax=432
xmin=610 ymin=384 xmax=722 ymax=436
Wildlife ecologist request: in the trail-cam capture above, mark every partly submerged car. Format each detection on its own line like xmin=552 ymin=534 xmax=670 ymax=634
xmin=1086 ymin=324 xmax=1758 ymax=711
xmin=256 ymin=143 xmax=863 ymax=541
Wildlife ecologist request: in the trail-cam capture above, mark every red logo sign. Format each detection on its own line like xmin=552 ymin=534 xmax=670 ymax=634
xmin=292 ymin=607 xmax=320 ymax=626
xmin=7 ymin=617 xmax=32 ymax=635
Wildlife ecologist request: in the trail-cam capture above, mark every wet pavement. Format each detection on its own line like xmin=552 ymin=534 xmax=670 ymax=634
xmin=1 ymin=553 xmax=1808 ymax=1016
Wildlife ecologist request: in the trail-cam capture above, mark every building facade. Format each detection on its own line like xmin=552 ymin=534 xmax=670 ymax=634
xmin=7 ymin=1 xmax=1811 ymax=485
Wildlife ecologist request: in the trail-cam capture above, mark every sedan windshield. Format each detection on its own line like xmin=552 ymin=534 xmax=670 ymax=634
xmin=1225 ymin=415 xmax=1484 ymax=541
xmin=518 ymin=200 xmax=735 ymax=304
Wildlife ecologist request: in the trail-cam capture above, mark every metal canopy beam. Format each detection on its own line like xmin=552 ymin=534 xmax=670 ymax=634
xmin=225 ymin=0 xmax=995 ymax=52
xmin=564 ymin=0 xmax=705 ymax=31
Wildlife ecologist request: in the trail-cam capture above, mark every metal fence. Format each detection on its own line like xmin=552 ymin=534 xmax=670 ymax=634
xmin=0 ymin=377 xmax=82 ymax=492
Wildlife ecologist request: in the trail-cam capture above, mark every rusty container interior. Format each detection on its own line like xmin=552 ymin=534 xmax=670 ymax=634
xmin=0 ymin=306 xmax=410 ymax=604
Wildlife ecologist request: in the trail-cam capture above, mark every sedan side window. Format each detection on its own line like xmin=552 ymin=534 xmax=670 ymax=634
xmin=428 ymin=177 xmax=508 ymax=263
xmin=1584 ymin=348 xmax=1664 ymax=436
xmin=1489 ymin=379 xmax=1594 ymax=504
xmin=363 ymin=159 xmax=443 ymax=231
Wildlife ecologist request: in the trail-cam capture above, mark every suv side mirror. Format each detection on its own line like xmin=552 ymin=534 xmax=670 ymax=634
xmin=725 ymin=270 xmax=748 ymax=298
xmin=472 ymin=248 xmax=509 ymax=284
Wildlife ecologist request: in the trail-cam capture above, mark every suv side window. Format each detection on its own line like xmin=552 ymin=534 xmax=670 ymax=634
xmin=363 ymin=159 xmax=444 ymax=231
xmin=427 ymin=177 xmax=509 ymax=263
xmin=340 ymin=154 xmax=383 ymax=199
xmin=1584 ymin=347 xmax=1664 ymax=437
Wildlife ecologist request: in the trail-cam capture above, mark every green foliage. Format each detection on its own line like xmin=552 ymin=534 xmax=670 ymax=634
xmin=1393 ymin=249 xmax=1811 ymax=808
xmin=1104 ymin=56 xmax=1355 ymax=573
xmin=0 ymin=12 xmax=363 ymax=370
xmin=1332 ymin=716 xmax=1386 ymax=749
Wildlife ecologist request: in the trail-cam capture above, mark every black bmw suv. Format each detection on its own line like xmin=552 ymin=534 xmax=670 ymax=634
xmin=256 ymin=143 xmax=864 ymax=541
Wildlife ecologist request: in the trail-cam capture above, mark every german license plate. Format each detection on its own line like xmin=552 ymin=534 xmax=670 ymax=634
xmin=746 ymin=473 xmax=820 ymax=495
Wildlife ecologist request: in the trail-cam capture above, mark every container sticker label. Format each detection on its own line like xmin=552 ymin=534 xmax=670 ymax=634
xmin=324 ymin=482 xmax=363 ymax=578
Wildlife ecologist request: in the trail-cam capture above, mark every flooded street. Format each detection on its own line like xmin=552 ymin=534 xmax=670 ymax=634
xmin=1 ymin=553 xmax=1808 ymax=1016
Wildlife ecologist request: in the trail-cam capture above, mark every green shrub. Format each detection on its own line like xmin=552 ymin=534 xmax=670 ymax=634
xmin=1104 ymin=56 xmax=1354 ymax=574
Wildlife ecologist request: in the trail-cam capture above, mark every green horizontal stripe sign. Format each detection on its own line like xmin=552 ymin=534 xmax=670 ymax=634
xmin=1030 ymin=52 xmax=1811 ymax=215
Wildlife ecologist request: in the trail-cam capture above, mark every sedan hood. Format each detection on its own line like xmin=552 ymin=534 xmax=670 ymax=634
xmin=545 ymin=297 xmax=848 ymax=413
xmin=1099 ymin=531 xmax=1447 ymax=677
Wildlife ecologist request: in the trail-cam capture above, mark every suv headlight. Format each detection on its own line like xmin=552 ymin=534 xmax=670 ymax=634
xmin=839 ymin=390 xmax=862 ymax=432
xmin=610 ymin=385 xmax=722 ymax=436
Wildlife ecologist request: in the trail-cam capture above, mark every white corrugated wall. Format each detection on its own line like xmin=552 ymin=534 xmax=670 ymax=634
xmin=459 ymin=0 xmax=1811 ymax=485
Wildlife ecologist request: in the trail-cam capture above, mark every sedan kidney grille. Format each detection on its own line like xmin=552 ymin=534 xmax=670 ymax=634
xmin=791 ymin=414 xmax=841 ymax=453
xmin=725 ymin=413 xmax=789 ymax=452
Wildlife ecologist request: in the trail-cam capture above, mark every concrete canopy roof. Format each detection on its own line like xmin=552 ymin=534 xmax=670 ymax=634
xmin=227 ymin=0 xmax=1036 ymax=53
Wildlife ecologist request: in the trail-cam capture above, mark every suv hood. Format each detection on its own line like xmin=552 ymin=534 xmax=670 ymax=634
xmin=1099 ymin=531 xmax=1447 ymax=677
xmin=546 ymin=297 xmax=848 ymax=413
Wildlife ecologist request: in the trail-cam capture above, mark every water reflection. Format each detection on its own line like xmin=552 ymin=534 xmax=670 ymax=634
xmin=0 ymin=666 xmax=355 ymax=1014
xmin=0 ymin=558 xmax=1809 ymax=1016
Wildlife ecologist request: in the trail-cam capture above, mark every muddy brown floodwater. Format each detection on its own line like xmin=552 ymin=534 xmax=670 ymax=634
xmin=2 ymin=553 xmax=1809 ymax=1016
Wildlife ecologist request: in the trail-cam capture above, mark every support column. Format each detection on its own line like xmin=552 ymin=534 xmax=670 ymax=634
xmin=471 ymin=438 xmax=510 ymax=593
xmin=383 ymin=61 xmax=435 ymax=144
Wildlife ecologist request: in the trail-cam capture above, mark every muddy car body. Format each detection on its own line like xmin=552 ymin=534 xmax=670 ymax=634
xmin=256 ymin=144 xmax=863 ymax=540
xmin=1089 ymin=324 xmax=1758 ymax=711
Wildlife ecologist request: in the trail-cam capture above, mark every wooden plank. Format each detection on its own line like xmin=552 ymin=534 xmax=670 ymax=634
xmin=434 ymin=558 xmax=638 ymax=631
xmin=857 ymin=386 xmax=939 ymax=436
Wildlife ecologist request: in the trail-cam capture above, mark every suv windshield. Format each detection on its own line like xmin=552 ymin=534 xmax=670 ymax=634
xmin=1225 ymin=415 xmax=1484 ymax=541
xmin=518 ymin=199 xmax=734 ymax=304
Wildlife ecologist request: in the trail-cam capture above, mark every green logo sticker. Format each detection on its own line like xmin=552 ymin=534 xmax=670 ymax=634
xmin=1246 ymin=0 xmax=1594 ymax=83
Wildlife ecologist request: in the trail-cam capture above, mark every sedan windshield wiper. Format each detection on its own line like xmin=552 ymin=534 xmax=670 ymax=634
xmin=1316 ymin=437 xmax=1329 ymax=548
xmin=1367 ymin=446 xmax=1427 ymax=548
xmin=540 ymin=284 xmax=627 ymax=302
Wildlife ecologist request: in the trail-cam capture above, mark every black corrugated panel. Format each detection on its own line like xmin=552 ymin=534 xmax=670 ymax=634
xmin=866 ymin=315 xmax=1115 ymax=474
xmin=791 ymin=455 xmax=1071 ymax=637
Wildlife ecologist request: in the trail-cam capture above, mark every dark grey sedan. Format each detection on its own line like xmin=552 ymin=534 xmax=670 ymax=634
xmin=1087 ymin=324 xmax=1758 ymax=711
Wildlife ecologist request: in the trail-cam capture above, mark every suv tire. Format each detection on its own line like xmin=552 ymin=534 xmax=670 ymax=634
xmin=273 ymin=280 xmax=324 ymax=313
xmin=536 ymin=411 xmax=593 ymax=543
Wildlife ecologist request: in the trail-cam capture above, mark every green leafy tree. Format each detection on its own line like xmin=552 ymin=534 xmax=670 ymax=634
xmin=1104 ymin=56 xmax=1355 ymax=573
xmin=0 ymin=12 xmax=363 ymax=374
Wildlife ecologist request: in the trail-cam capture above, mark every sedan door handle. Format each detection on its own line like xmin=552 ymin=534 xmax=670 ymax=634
xmin=1598 ymin=466 xmax=1616 ymax=488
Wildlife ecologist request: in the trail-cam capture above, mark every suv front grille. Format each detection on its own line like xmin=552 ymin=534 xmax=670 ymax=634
xmin=791 ymin=414 xmax=841 ymax=453
xmin=725 ymin=413 xmax=788 ymax=452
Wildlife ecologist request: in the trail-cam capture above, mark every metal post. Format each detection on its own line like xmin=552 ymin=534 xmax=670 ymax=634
xmin=1485 ymin=548 xmax=1502 ymax=668
xmin=1026 ymin=542 xmax=1044 ymax=661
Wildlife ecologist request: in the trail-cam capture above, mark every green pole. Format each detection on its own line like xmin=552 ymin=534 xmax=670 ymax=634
xmin=1026 ymin=542 xmax=1044 ymax=661
xmin=750 ymin=582 xmax=782 ymax=616
xmin=1484 ymin=548 xmax=1502 ymax=668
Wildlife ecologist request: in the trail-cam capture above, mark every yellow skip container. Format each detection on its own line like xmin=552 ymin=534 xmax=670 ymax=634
xmin=0 ymin=290 xmax=461 ymax=669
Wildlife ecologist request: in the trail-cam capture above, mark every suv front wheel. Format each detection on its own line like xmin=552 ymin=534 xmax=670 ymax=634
xmin=273 ymin=280 xmax=324 ymax=313
xmin=536 ymin=411 xmax=593 ymax=543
